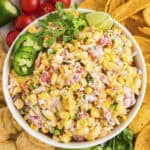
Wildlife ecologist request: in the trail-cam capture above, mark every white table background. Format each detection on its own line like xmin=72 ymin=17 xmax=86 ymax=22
xmin=0 ymin=0 xmax=82 ymax=49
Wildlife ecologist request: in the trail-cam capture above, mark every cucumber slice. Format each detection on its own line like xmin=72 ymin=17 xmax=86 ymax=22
xmin=0 ymin=0 xmax=20 ymax=27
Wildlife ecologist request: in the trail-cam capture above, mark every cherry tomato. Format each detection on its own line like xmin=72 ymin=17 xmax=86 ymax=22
xmin=20 ymin=0 xmax=40 ymax=15
xmin=6 ymin=30 xmax=20 ymax=46
xmin=14 ymin=15 xmax=34 ymax=31
xmin=37 ymin=1 xmax=55 ymax=17
xmin=52 ymin=0 xmax=71 ymax=8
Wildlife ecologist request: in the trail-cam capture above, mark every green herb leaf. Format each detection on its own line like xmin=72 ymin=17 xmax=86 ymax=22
xmin=28 ymin=83 xmax=35 ymax=90
xmin=47 ymin=37 xmax=56 ymax=46
xmin=52 ymin=129 xmax=60 ymax=136
xmin=110 ymin=103 xmax=117 ymax=110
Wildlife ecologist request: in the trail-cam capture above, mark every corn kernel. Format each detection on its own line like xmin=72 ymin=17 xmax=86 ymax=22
xmin=76 ymin=126 xmax=89 ymax=136
xmin=80 ymin=78 xmax=87 ymax=87
xmin=86 ymin=118 xmax=95 ymax=127
xmin=85 ymin=87 xmax=93 ymax=94
xmin=14 ymin=99 xmax=24 ymax=109
xmin=27 ymin=26 xmax=38 ymax=34
xmin=70 ymin=83 xmax=80 ymax=91
xmin=121 ymin=114 xmax=127 ymax=121
xmin=90 ymin=107 xmax=99 ymax=118
xmin=50 ymin=90 xmax=59 ymax=97
xmin=42 ymin=128 xmax=49 ymax=133
xmin=38 ymin=92 xmax=49 ymax=100
xmin=59 ymin=112 xmax=70 ymax=120
xmin=30 ymin=123 xmax=39 ymax=131
xmin=77 ymin=119 xmax=88 ymax=129
xmin=42 ymin=109 xmax=54 ymax=120
xmin=57 ymin=122 xmax=63 ymax=129
xmin=61 ymin=134 xmax=71 ymax=143
xmin=51 ymin=73 xmax=57 ymax=85
xmin=28 ymin=94 xmax=37 ymax=105
xmin=64 ymin=120 xmax=73 ymax=130
xmin=87 ymin=126 xmax=101 ymax=141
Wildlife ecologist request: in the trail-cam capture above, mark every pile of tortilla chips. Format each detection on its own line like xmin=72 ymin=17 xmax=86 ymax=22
xmin=80 ymin=0 xmax=150 ymax=149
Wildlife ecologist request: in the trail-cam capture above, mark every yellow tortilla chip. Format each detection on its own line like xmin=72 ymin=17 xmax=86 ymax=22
xmin=138 ymin=26 xmax=150 ymax=36
xmin=3 ymin=108 xmax=17 ymax=134
xmin=0 ymin=128 xmax=16 ymax=142
xmin=129 ymin=12 xmax=146 ymax=26
xmin=0 ymin=108 xmax=6 ymax=128
xmin=129 ymin=103 xmax=150 ymax=134
xmin=79 ymin=0 xmax=107 ymax=11
xmin=111 ymin=0 xmax=150 ymax=21
xmin=0 ymin=34 xmax=6 ymax=72
xmin=134 ymin=125 xmax=150 ymax=150
xmin=0 ymin=140 xmax=16 ymax=150
xmin=124 ymin=18 xmax=143 ymax=36
xmin=134 ymin=36 xmax=150 ymax=62
xmin=105 ymin=0 xmax=126 ymax=13
xmin=104 ymin=0 xmax=111 ymax=12
xmin=11 ymin=118 xmax=23 ymax=133
xmin=16 ymin=132 xmax=55 ymax=150
xmin=28 ymin=134 xmax=55 ymax=149
xmin=0 ymin=34 xmax=6 ymax=107
xmin=143 ymin=6 xmax=150 ymax=26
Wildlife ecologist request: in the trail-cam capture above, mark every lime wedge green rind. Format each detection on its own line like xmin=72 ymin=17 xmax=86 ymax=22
xmin=86 ymin=12 xmax=114 ymax=31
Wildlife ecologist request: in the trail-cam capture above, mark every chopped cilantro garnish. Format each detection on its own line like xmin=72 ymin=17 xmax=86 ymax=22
xmin=28 ymin=83 xmax=35 ymax=90
xmin=110 ymin=103 xmax=117 ymax=110
xmin=52 ymin=129 xmax=60 ymax=136
xmin=86 ymin=74 xmax=94 ymax=83
xmin=36 ymin=2 xmax=87 ymax=46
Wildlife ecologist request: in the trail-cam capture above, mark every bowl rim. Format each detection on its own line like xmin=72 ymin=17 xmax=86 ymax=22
xmin=2 ymin=8 xmax=147 ymax=149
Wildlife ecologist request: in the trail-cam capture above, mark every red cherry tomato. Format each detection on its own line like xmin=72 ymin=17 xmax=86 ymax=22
xmin=14 ymin=15 xmax=34 ymax=31
xmin=37 ymin=1 xmax=55 ymax=17
xmin=52 ymin=0 xmax=71 ymax=8
xmin=6 ymin=30 xmax=20 ymax=47
xmin=20 ymin=0 xmax=40 ymax=15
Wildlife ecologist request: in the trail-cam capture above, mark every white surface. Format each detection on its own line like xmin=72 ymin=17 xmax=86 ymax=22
xmin=0 ymin=0 xmax=82 ymax=49
xmin=2 ymin=8 xmax=147 ymax=149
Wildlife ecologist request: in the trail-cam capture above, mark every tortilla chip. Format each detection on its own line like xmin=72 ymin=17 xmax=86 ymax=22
xmin=134 ymin=125 xmax=150 ymax=150
xmin=138 ymin=26 xmax=150 ymax=36
xmin=104 ymin=0 xmax=111 ymax=12
xmin=0 ymin=128 xmax=17 ymax=142
xmin=129 ymin=12 xmax=146 ymax=26
xmin=134 ymin=36 xmax=150 ymax=61
xmin=0 ymin=34 xmax=6 ymax=73
xmin=111 ymin=0 xmax=150 ymax=21
xmin=3 ymin=108 xmax=17 ymax=134
xmin=28 ymin=134 xmax=55 ymax=150
xmin=11 ymin=118 xmax=23 ymax=133
xmin=0 ymin=140 xmax=16 ymax=150
xmin=129 ymin=103 xmax=150 ymax=134
xmin=16 ymin=132 xmax=35 ymax=150
xmin=143 ymin=6 xmax=150 ymax=26
xmin=124 ymin=18 xmax=150 ymax=39
xmin=16 ymin=132 xmax=55 ymax=150
xmin=105 ymin=0 xmax=126 ymax=13
xmin=0 ymin=108 xmax=6 ymax=128
xmin=124 ymin=18 xmax=143 ymax=36
xmin=79 ymin=0 xmax=107 ymax=11
xmin=0 ymin=34 xmax=6 ymax=108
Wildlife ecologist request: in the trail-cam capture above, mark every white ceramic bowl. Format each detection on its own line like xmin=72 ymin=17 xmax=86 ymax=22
xmin=3 ymin=9 xmax=147 ymax=149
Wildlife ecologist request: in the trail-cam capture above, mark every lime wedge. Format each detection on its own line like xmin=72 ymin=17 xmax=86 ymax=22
xmin=86 ymin=12 xmax=114 ymax=31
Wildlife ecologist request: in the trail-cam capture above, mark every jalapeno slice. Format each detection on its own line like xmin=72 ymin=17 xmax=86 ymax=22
xmin=19 ymin=47 xmax=37 ymax=59
xmin=13 ymin=33 xmax=41 ymax=54
xmin=13 ymin=51 xmax=35 ymax=76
